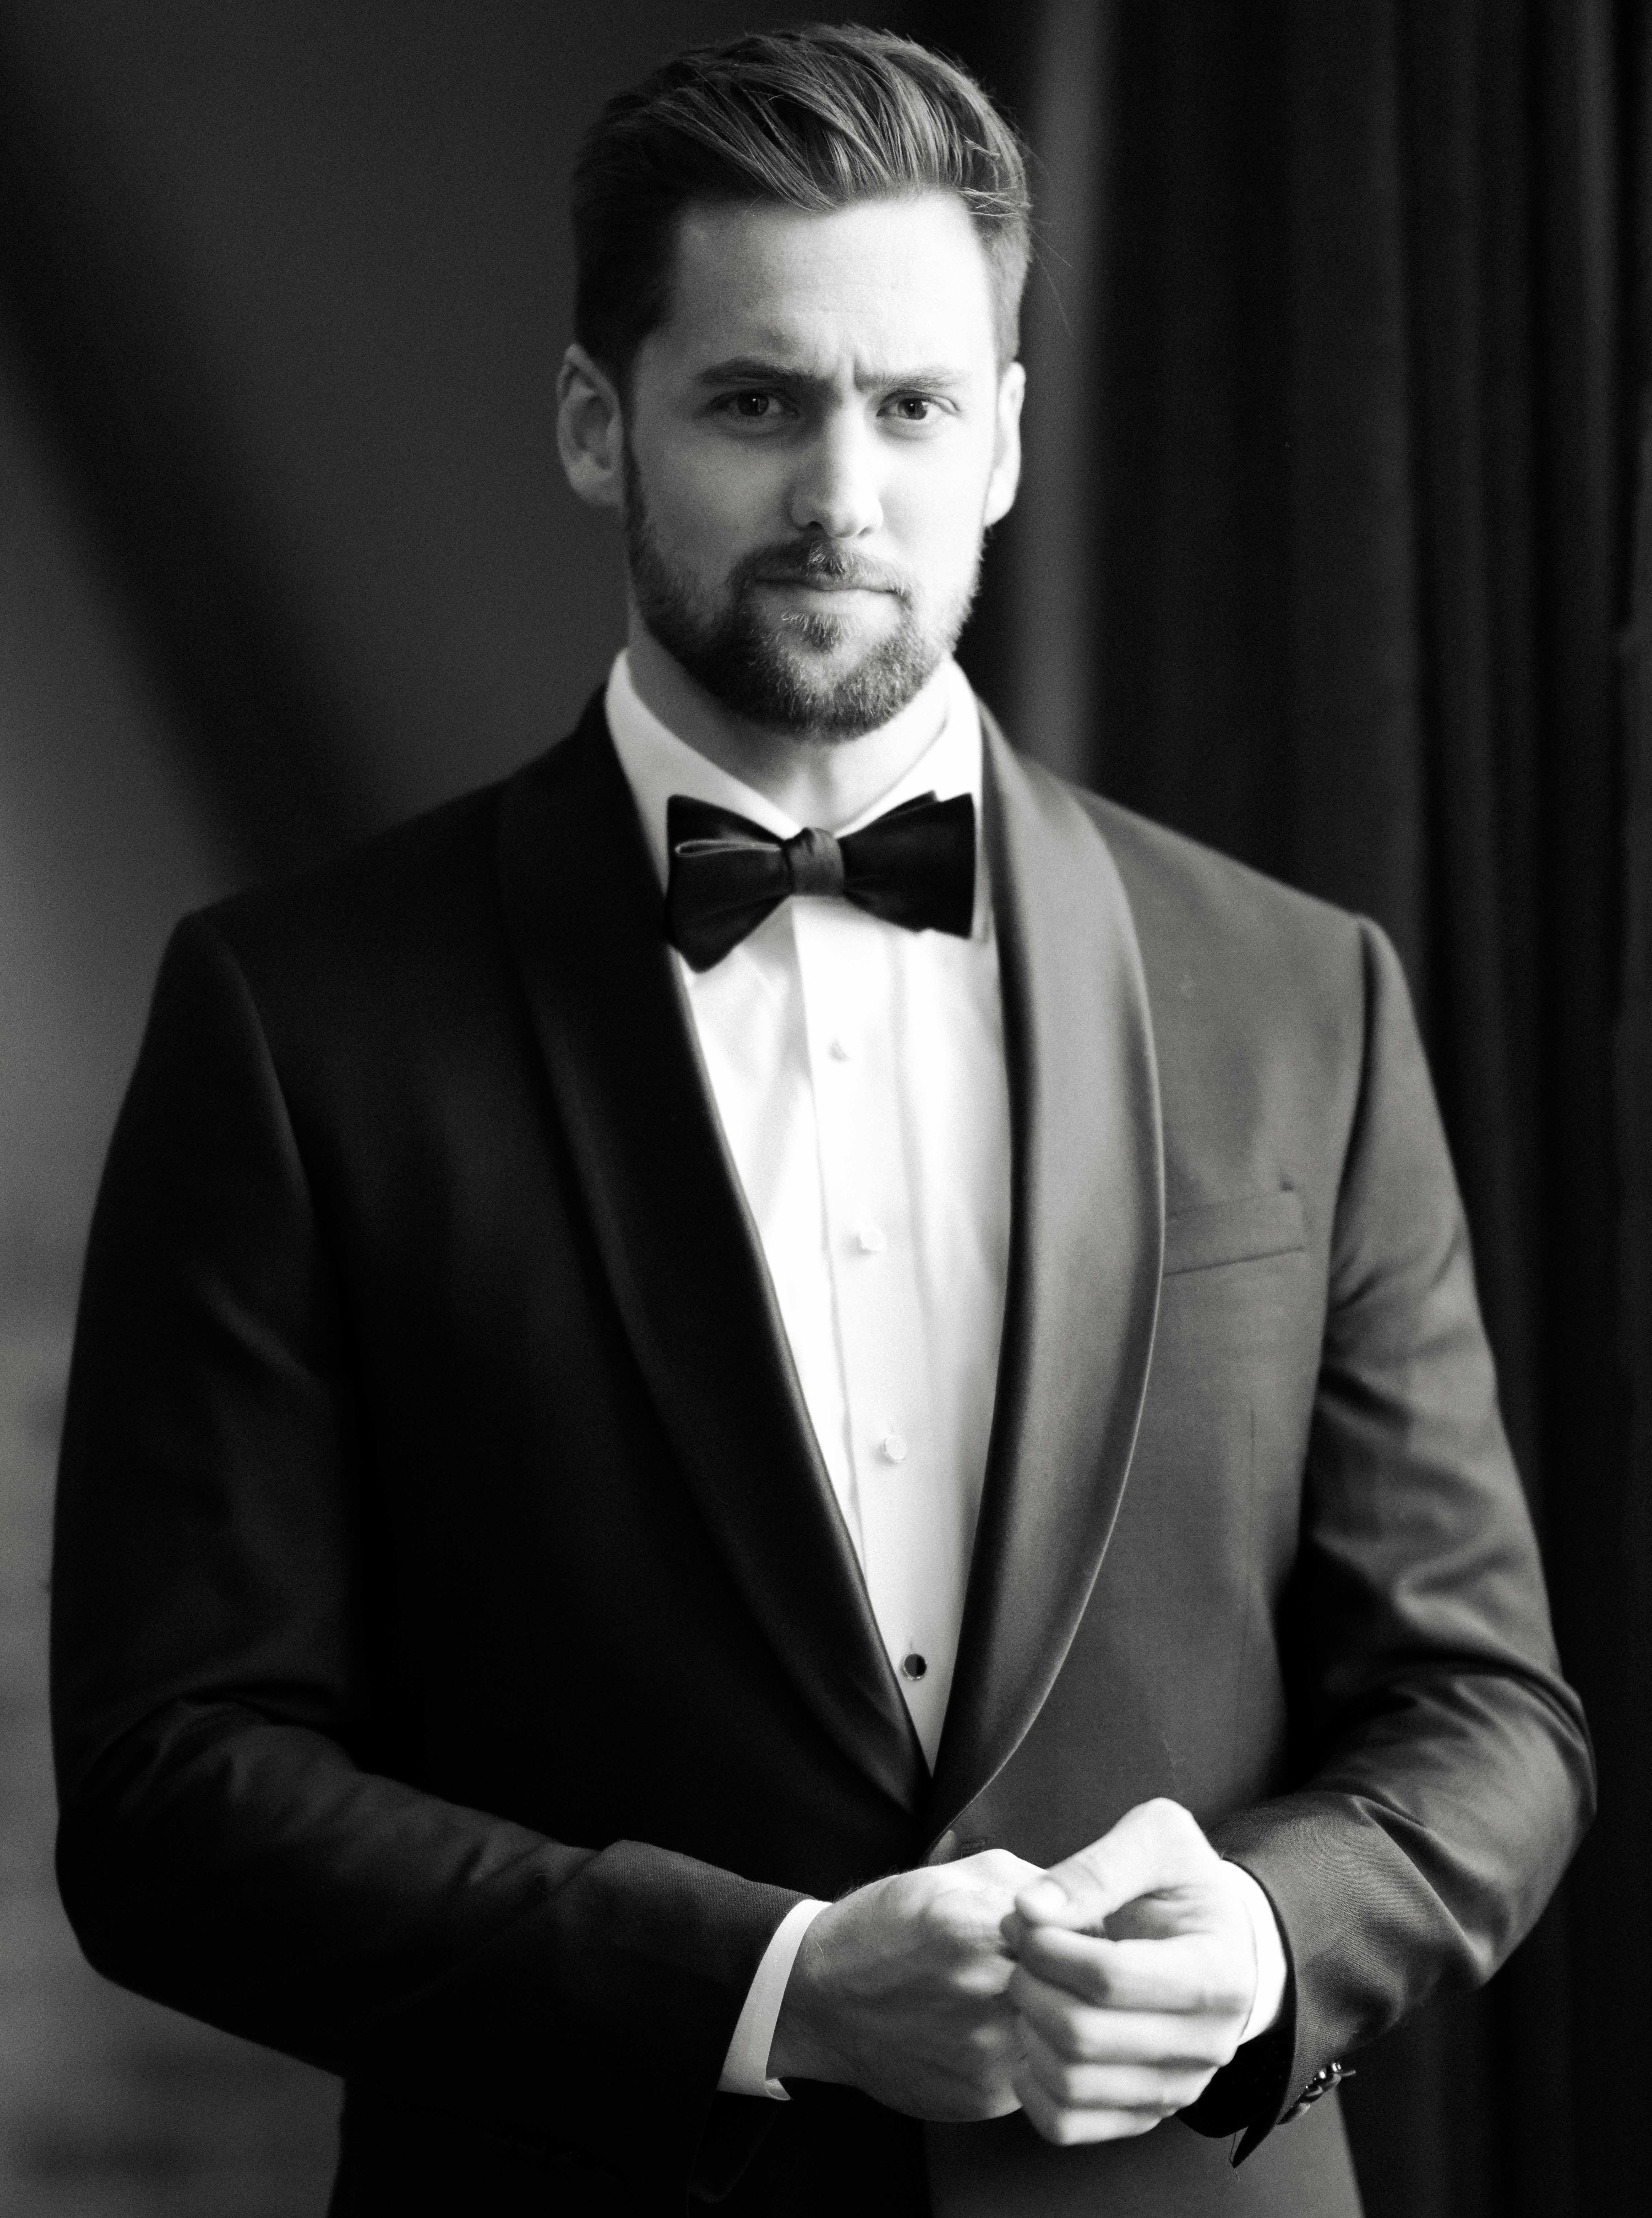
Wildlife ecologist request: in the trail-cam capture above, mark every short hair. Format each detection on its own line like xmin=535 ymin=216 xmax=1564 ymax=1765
xmin=572 ymin=23 xmax=1032 ymax=389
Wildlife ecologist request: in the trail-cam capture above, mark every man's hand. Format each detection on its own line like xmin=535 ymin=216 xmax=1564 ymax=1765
xmin=1003 ymin=1800 xmax=1257 ymax=2146
xmin=768 ymin=1848 xmax=1042 ymax=2120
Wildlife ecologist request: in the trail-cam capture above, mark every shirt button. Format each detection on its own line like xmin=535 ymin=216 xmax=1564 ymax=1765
xmin=902 ymin=1652 xmax=928 ymax=1680
xmin=880 ymin=1431 xmax=908 ymax=1464
xmin=828 ymin=1037 xmax=853 ymax=1061
xmin=855 ymin=1224 xmax=887 ymax=1255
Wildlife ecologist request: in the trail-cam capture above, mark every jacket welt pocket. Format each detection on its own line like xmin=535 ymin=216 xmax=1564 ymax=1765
xmin=1162 ymin=1189 xmax=1307 ymax=1277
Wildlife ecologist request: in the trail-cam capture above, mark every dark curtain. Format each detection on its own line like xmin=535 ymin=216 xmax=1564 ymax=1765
xmin=918 ymin=2 xmax=1652 ymax=2212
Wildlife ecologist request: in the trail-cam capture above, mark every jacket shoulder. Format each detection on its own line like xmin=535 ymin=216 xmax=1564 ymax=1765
xmin=982 ymin=704 xmax=1370 ymax=980
xmin=1069 ymin=781 xmax=1368 ymax=978
xmin=196 ymin=778 xmax=508 ymax=994
xmin=1027 ymin=767 xmax=1399 ymax=1213
xmin=1035 ymin=771 xmax=1392 ymax=1056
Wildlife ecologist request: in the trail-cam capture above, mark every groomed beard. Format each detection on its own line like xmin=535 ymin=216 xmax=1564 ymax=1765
xmin=622 ymin=444 xmax=981 ymax=739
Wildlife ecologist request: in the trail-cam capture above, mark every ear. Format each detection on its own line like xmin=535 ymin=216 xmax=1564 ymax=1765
xmin=983 ymin=359 xmax=1026 ymax=528
xmin=557 ymin=343 xmax=626 ymax=512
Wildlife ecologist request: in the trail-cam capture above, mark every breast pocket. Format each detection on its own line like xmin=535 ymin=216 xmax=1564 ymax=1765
xmin=1143 ymin=1186 xmax=1320 ymax=1589
xmin=1162 ymin=1188 xmax=1307 ymax=1278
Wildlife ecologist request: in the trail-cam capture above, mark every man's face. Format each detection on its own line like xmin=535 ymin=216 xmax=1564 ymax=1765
xmin=619 ymin=192 xmax=1023 ymax=737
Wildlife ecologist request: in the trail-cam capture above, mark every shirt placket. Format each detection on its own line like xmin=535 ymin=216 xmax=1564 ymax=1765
xmin=792 ymin=900 xmax=949 ymax=1761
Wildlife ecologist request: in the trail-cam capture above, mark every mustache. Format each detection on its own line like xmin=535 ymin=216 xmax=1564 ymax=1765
xmin=732 ymin=538 xmax=912 ymax=599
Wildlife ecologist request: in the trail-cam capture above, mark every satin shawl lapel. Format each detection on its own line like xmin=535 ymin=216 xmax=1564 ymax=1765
xmin=496 ymin=701 xmax=926 ymax=1817
xmin=928 ymin=714 xmax=1166 ymax=1832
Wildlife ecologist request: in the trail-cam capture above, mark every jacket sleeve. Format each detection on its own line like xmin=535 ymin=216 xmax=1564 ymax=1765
xmin=1195 ymin=918 xmax=1594 ymax=2152
xmin=49 ymin=913 xmax=801 ymax=2210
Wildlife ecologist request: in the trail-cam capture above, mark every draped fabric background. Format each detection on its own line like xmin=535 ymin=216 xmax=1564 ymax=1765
xmin=0 ymin=4 xmax=1645 ymax=2212
xmin=915 ymin=4 xmax=1652 ymax=2212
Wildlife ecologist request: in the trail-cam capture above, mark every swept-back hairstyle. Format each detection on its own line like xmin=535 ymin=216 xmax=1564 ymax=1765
xmin=571 ymin=23 xmax=1032 ymax=388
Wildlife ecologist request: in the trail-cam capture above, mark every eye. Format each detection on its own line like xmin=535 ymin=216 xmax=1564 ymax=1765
xmin=882 ymin=394 xmax=947 ymax=426
xmin=715 ymin=390 xmax=791 ymax=422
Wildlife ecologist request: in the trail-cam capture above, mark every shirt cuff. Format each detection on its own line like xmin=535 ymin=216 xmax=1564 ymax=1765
xmin=1221 ymin=1860 xmax=1288 ymax=2045
xmin=717 ymin=1898 xmax=830 ymax=2100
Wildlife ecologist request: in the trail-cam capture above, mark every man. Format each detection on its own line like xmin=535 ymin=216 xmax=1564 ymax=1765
xmin=51 ymin=26 xmax=1591 ymax=2218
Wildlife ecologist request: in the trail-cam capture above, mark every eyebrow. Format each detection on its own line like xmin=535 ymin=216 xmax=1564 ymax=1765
xmin=693 ymin=355 xmax=968 ymax=393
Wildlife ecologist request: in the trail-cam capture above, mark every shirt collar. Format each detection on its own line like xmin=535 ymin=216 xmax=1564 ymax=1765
xmin=604 ymin=649 xmax=986 ymax=912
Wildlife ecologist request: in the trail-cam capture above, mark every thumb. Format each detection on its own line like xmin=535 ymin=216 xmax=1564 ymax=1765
xmin=1014 ymin=1798 xmax=1217 ymax=1932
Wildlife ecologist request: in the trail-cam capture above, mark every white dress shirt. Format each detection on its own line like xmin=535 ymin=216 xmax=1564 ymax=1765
xmin=608 ymin=650 xmax=1012 ymax=1765
xmin=603 ymin=650 xmax=1285 ymax=2103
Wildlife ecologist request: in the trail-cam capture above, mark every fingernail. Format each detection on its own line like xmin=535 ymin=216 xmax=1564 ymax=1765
xmin=1018 ymin=1880 xmax=1068 ymax=1920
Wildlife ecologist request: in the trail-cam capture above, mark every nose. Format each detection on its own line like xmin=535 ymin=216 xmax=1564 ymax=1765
xmin=787 ymin=414 xmax=883 ymax=541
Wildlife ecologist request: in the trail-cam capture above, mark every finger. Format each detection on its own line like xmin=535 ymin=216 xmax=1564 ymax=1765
xmin=1015 ymin=1800 xmax=1216 ymax=1933
xmin=1011 ymin=2057 xmax=1164 ymax=2148
xmin=1012 ymin=1927 xmax=1252 ymax=2017
xmin=1018 ymin=2019 xmax=1217 ymax=2117
xmin=1009 ymin=1968 xmax=1238 ymax=2067
xmin=915 ymin=1898 xmax=1020 ymax=1992
xmin=925 ymin=1861 xmax=1032 ymax=1934
xmin=936 ymin=1852 xmax=1045 ymax=1943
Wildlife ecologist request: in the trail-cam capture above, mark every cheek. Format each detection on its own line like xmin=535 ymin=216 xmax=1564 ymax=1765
xmin=885 ymin=491 xmax=988 ymax=609
xmin=888 ymin=440 xmax=994 ymax=553
xmin=644 ymin=441 xmax=785 ymax=563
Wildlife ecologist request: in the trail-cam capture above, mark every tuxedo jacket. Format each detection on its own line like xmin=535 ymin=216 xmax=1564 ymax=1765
xmin=51 ymin=698 xmax=1592 ymax=2218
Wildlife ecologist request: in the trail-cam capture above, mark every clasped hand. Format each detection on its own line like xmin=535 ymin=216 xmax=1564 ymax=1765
xmin=769 ymin=1799 xmax=1257 ymax=2144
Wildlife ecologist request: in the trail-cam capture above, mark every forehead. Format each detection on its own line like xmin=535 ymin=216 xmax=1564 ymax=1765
xmin=655 ymin=192 xmax=998 ymax=375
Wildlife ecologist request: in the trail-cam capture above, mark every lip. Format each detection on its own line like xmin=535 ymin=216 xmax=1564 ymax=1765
xmin=754 ymin=576 xmax=889 ymax=595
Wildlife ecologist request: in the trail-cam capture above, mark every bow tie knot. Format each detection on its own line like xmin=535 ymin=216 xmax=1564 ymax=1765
xmin=782 ymin=825 xmax=847 ymax=899
xmin=665 ymin=790 xmax=976 ymax=970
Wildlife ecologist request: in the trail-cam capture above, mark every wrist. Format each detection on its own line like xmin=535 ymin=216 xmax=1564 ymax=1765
xmin=768 ymin=1894 xmax=850 ymax=2084
xmin=721 ymin=1898 xmax=828 ymax=2099
xmin=1218 ymin=1860 xmax=1287 ymax=2042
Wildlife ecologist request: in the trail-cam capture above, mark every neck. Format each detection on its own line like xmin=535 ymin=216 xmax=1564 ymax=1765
xmin=625 ymin=616 xmax=953 ymax=830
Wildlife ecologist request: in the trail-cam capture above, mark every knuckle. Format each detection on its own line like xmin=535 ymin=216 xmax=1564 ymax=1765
xmin=1031 ymin=2048 xmax=1071 ymax=2099
xmin=1029 ymin=2006 xmax=1079 ymax=2061
xmin=1143 ymin=1796 xmax=1189 ymax=1829
xmin=920 ymin=1887 xmax=968 ymax=1940
xmin=962 ymin=1954 xmax=1013 ymax=1999
xmin=1021 ymin=1996 xmax=1073 ymax=2057
xmin=1051 ymin=2062 xmax=1088 ymax=2105
xmin=1144 ymin=1798 xmax=1207 ymax=1857
xmin=1074 ymin=1955 xmax=1116 ymax=2006
xmin=1055 ymin=2005 xmax=1106 ymax=2062
xmin=1183 ymin=1957 xmax=1243 ymax=2017
xmin=887 ymin=1872 xmax=926 ymax=1921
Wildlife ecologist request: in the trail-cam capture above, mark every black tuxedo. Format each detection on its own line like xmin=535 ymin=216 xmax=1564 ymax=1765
xmin=51 ymin=699 xmax=1591 ymax=2216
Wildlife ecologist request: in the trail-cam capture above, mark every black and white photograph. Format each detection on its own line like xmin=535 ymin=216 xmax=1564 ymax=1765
xmin=1 ymin=6 xmax=1647 ymax=2214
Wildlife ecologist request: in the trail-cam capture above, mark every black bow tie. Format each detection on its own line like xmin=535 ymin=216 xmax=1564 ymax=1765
xmin=664 ymin=790 xmax=976 ymax=971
